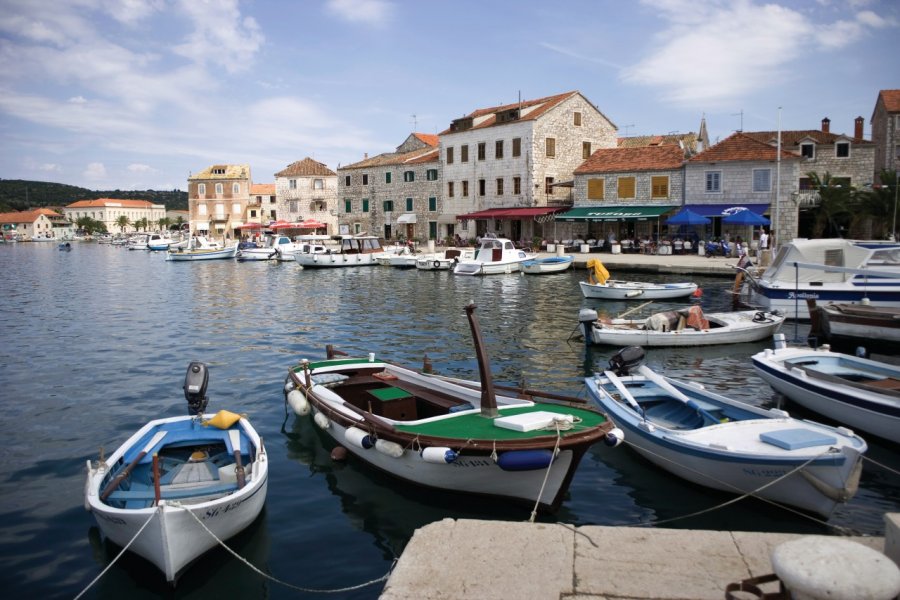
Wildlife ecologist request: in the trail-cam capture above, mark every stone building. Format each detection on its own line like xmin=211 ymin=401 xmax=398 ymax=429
xmin=441 ymin=91 xmax=617 ymax=244
xmin=275 ymin=158 xmax=338 ymax=235
xmin=568 ymin=145 xmax=686 ymax=242
xmin=0 ymin=207 xmax=71 ymax=240
xmin=187 ymin=164 xmax=252 ymax=240
xmin=63 ymin=199 xmax=165 ymax=234
xmin=248 ymin=183 xmax=277 ymax=226
xmin=685 ymin=132 xmax=800 ymax=245
xmin=871 ymin=89 xmax=900 ymax=179
xmin=337 ymin=134 xmax=440 ymax=241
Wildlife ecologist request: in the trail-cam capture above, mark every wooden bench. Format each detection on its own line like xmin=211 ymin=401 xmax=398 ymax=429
xmin=106 ymin=481 xmax=239 ymax=502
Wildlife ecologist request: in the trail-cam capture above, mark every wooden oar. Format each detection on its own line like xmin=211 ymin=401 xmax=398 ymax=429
xmin=100 ymin=430 xmax=167 ymax=501
xmin=617 ymin=300 xmax=653 ymax=319
xmin=637 ymin=365 xmax=720 ymax=424
xmin=425 ymin=373 xmax=588 ymax=404
xmin=228 ymin=429 xmax=246 ymax=489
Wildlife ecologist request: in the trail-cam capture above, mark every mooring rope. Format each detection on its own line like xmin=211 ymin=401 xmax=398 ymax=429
xmin=73 ymin=508 xmax=159 ymax=600
xmin=528 ymin=423 xmax=564 ymax=524
xmin=862 ymin=454 xmax=900 ymax=477
xmin=175 ymin=503 xmax=396 ymax=593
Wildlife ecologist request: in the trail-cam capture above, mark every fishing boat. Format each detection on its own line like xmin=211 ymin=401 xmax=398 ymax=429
xmin=752 ymin=335 xmax=900 ymax=444
xmin=147 ymin=233 xmax=176 ymax=251
xmin=807 ymin=298 xmax=900 ymax=347
xmin=415 ymin=248 xmax=474 ymax=271
xmin=278 ymin=234 xmax=332 ymax=262
xmin=236 ymin=235 xmax=297 ymax=261
xmin=586 ymin=346 xmax=866 ymax=516
xmin=580 ymin=258 xmax=698 ymax=300
xmin=453 ymin=237 xmax=534 ymax=275
xmin=739 ymin=238 xmax=900 ymax=319
xmin=84 ymin=362 xmax=268 ymax=583
xmin=283 ymin=304 xmax=620 ymax=512
xmin=578 ymin=306 xmax=784 ymax=347
xmin=521 ymin=255 xmax=574 ymax=275
xmin=166 ymin=238 xmax=238 ymax=262
xmin=295 ymin=234 xmax=385 ymax=268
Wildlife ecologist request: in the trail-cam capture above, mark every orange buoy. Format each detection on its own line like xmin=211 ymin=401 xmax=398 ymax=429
xmin=331 ymin=446 xmax=348 ymax=461
xmin=691 ymin=287 xmax=703 ymax=298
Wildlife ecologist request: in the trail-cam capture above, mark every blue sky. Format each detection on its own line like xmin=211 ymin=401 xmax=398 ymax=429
xmin=1 ymin=0 xmax=898 ymax=192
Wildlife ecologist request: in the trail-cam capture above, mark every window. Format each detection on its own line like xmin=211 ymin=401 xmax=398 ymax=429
xmin=496 ymin=178 xmax=504 ymax=195
xmin=428 ymin=197 xmax=436 ymax=211
xmin=446 ymin=147 xmax=454 ymax=164
xmin=462 ymin=180 xmax=469 ymax=197
xmin=362 ymin=199 xmax=369 ymax=212
xmin=215 ymin=203 xmax=225 ymax=217
xmin=478 ymin=179 xmax=485 ymax=196
xmin=362 ymin=174 xmax=369 ymax=185
xmin=406 ymin=197 xmax=413 ymax=211
xmin=801 ymin=143 xmax=815 ymax=159
xmin=588 ymin=178 xmax=604 ymax=200
xmin=513 ymin=176 xmax=521 ymax=195
xmin=461 ymin=145 xmax=469 ymax=162
xmin=215 ymin=183 xmax=223 ymax=194
xmin=232 ymin=183 xmax=240 ymax=194
xmin=383 ymin=200 xmax=394 ymax=212
xmin=512 ymin=137 xmax=521 ymax=157
xmin=232 ymin=202 xmax=241 ymax=214
xmin=546 ymin=137 xmax=556 ymax=158
xmin=477 ymin=142 xmax=486 ymax=161
xmin=799 ymin=177 xmax=814 ymax=191
xmin=617 ymin=176 xmax=635 ymax=199
xmin=752 ymin=169 xmax=771 ymax=192
xmin=403 ymin=171 xmax=415 ymax=182
xmin=574 ymin=111 xmax=582 ymax=126
xmin=289 ymin=200 xmax=299 ymax=213
xmin=426 ymin=169 xmax=438 ymax=181
xmin=289 ymin=179 xmax=297 ymax=189
xmin=198 ymin=204 xmax=207 ymax=215
xmin=385 ymin=172 xmax=392 ymax=184
xmin=705 ymin=171 xmax=721 ymax=193
xmin=649 ymin=177 xmax=670 ymax=200
xmin=345 ymin=175 xmax=351 ymax=186
xmin=495 ymin=140 xmax=504 ymax=159
xmin=582 ymin=142 xmax=592 ymax=159
xmin=198 ymin=183 xmax=206 ymax=196
xmin=448 ymin=181 xmax=455 ymax=197
xmin=835 ymin=142 xmax=850 ymax=158
xmin=545 ymin=177 xmax=554 ymax=194
xmin=345 ymin=199 xmax=352 ymax=213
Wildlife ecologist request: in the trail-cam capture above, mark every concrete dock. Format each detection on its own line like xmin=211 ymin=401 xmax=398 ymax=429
xmin=382 ymin=515 xmax=900 ymax=600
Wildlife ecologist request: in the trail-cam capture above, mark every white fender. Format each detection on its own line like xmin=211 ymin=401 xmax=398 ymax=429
xmin=421 ymin=446 xmax=457 ymax=464
xmin=345 ymin=427 xmax=373 ymax=449
xmin=287 ymin=389 xmax=310 ymax=416
xmin=375 ymin=439 xmax=404 ymax=458
xmin=313 ymin=412 xmax=330 ymax=430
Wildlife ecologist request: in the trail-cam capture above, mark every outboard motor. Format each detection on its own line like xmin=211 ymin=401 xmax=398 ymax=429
xmin=578 ymin=308 xmax=599 ymax=346
xmin=608 ymin=346 xmax=645 ymax=376
xmin=184 ymin=361 xmax=210 ymax=415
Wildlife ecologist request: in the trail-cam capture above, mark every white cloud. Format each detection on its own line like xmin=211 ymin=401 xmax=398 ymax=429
xmin=539 ymin=42 xmax=623 ymax=70
xmin=325 ymin=0 xmax=393 ymax=26
xmin=101 ymin=0 xmax=164 ymax=25
xmin=84 ymin=162 xmax=107 ymax=180
xmin=127 ymin=163 xmax=156 ymax=173
xmin=39 ymin=163 xmax=62 ymax=173
xmin=68 ymin=96 xmax=87 ymax=104
xmin=173 ymin=0 xmax=264 ymax=73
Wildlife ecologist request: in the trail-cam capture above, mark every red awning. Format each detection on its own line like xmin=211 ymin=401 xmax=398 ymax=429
xmin=237 ymin=222 xmax=261 ymax=229
xmin=456 ymin=207 xmax=567 ymax=220
xmin=297 ymin=219 xmax=325 ymax=229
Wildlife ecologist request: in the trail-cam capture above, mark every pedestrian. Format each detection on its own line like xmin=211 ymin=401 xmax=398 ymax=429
xmin=758 ymin=228 xmax=769 ymax=259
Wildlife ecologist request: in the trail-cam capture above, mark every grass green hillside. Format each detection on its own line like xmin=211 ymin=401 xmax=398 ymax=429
xmin=0 ymin=179 xmax=188 ymax=212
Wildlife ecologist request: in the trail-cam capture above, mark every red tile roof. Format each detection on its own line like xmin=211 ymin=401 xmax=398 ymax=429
xmin=250 ymin=183 xmax=275 ymax=195
xmin=275 ymin=157 xmax=336 ymax=177
xmin=878 ymin=89 xmax=900 ymax=113
xmin=576 ymin=145 xmax=685 ymax=174
xmin=743 ymin=129 xmax=870 ymax=146
xmin=688 ymin=132 xmax=799 ymax=163
xmin=440 ymin=91 xmax=579 ymax=135
xmin=65 ymin=198 xmax=159 ymax=208
xmin=341 ymin=146 xmax=439 ymax=170
xmin=0 ymin=208 xmax=61 ymax=223
xmin=413 ymin=133 xmax=439 ymax=147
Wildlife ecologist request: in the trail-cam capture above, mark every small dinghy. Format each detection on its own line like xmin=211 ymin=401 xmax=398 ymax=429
xmin=579 ymin=258 xmax=697 ymax=300
xmin=521 ymin=255 xmax=574 ymax=274
xmin=586 ymin=347 xmax=866 ymax=516
xmin=84 ymin=362 xmax=268 ymax=583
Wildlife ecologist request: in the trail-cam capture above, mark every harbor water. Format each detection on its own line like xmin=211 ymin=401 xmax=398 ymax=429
xmin=1 ymin=242 xmax=897 ymax=599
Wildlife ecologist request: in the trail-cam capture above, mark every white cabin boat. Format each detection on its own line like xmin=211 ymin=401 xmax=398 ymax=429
xmin=453 ymin=237 xmax=533 ymax=275
xmin=295 ymin=235 xmax=385 ymax=268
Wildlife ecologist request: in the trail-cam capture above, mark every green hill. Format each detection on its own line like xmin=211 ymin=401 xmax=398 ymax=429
xmin=0 ymin=179 xmax=188 ymax=212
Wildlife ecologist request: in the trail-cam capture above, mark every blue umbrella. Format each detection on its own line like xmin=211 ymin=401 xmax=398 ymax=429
xmin=665 ymin=209 xmax=711 ymax=226
xmin=722 ymin=210 xmax=770 ymax=226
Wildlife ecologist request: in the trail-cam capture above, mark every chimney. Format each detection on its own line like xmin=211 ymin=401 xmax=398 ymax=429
xmin=821 ymin=117 xmax=830 ymax=133
xmin=854 ymin=116 xmax=864 ymax=140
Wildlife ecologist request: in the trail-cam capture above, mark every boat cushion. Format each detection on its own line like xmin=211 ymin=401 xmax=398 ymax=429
xmin=760 ymin=428 xmax=837 ymax=450
xmin=311 ymin=373 xmax=350 ymax=387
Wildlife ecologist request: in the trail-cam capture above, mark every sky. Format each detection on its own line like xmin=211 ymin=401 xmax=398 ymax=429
xmin=0 ymin=0 xmax=898 ymax=192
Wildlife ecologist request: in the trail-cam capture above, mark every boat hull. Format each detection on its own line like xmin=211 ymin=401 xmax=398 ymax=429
xmin=521 ymin=256 xmax=574 ymax=274
xmin=587 ymin=310 xmax=784 ymax=347
xmin=296 ymin=253 xmax=380 ymax=267
xmin=580 ymin=280 xmax=698 ymax=300
xmin=166 ymin=244 xmax=238 ymax=261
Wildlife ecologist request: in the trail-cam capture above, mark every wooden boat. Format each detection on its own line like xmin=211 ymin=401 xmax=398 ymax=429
xmin=295 ymin=234 xmax=385 ymax=268
xmin=166 ymin=239 xmax=238 ymax=261
xmin=283 ymin=304 xmax=620 ymax=512
xmin=521 ymin=255 xmax=574 ymax=274
xmin=579 ymin=258 xmax=697 ymax=299
xmin=84 ymin=362 xmax=268 ymax=583
xmin=807 ymin=298 xmax=900 ymax=347
xmin=586 ymin=347 xmax=866 ymax=516
xmin=752 ymin=336 xmax=900 ymax=444
xmin=453 ymin=237 xmax=534 ymax=275
xmin=578 ymin=307 xmax=784 ymax=347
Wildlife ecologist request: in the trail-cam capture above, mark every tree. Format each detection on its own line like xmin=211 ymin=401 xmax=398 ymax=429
xmin=134 ymin=217 xmax=149 ymax=231
xmin=855 ymin=169 xmax=899 ymax=240
xmin=116 ymin=215 xmax=130 ymax=233
xmin=807 ymin=171 xmax=855 ymax=238
xmin=157 ymin=217 xmax=172 ymax=231
xmin=75 ymin=215 xmax=106 ymax=235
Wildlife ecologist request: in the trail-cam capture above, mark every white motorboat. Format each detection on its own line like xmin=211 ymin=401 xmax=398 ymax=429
xmin=277 ymin=234 xmax=332 ymax=262
xmin=578 ymin=307 xmax=785 ymax=347
xmin=579 ymin=258 xmax=698 ymax=299
xmin=147 ymin=233 xmax=176 ymax=251
xmin=453 ymin=237 xmax=534 ymax=275
xmin=295 ymin=235 xmax=386 ymax=268
xmin=740 ymin=238 xmax=900 ymax=319
xmin=415 ymin=249 xmax=475 ymax=271
xmin=84 ymin=362 xmax=268 ymax=583
xmin=377 ymin=246 xmax=418 ymax=268
xmin=586 ymin=347 xmax=866 ymax=517
xmin=752 ymin=335 xmax=900 ymax=444
xmin=236 ymin=235 xmax=299 ymax=261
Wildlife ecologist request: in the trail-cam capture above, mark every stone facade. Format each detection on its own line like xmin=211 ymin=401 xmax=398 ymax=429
xmin=275 ymin=158 xmax=338 ymax=235
xmin=871 ymin=89 xmax=900 ymax=178
xmin=187 ymin=164 xmax=252 ymax=240
xmin=337 ymin=134 xmax=441 ymax=241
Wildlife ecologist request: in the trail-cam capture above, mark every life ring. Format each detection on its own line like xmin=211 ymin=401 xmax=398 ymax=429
xmin=433 ymin=260 xmax=441 ymax=268
xmin=752 ymin=311 xmax=774 ymax=323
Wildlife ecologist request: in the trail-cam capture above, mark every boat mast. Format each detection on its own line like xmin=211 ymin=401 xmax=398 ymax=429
xmin=464 ymin=303 xmax=498 ymax=418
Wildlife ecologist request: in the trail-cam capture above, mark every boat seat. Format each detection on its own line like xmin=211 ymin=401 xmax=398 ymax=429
xmin=864 ymin=377 xmax=900 ymax=391
xmin=106 ymin=481 xmax=240 ymax=503
xmin=643 ymin=400 xmax=705 ymax=430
